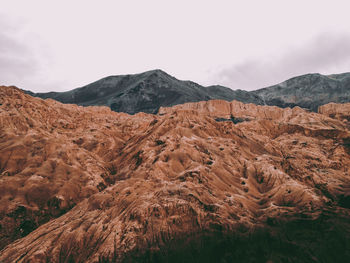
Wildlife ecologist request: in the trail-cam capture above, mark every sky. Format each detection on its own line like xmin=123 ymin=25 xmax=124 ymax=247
xmin=1 ymin=0 xmax=350 ymax=92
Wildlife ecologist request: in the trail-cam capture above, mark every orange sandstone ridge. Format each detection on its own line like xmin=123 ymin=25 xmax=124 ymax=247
xmin=319 ymin=102 xmax=350 ymax=123
xmin=0 ymin=86 xmax=350 ymax=262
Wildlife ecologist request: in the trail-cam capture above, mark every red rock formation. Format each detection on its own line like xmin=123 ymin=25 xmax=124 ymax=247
xmin=0 ymin=86 xmax=350 ymax=262
xmin=319 ymin=102 xmax=350 ymax=123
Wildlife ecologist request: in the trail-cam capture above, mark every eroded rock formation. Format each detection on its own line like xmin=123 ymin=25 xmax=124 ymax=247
xmin=1 ymin=86 xmax=350 ymax=262
xmin=319 ymin=102 xmax=350 ymax=123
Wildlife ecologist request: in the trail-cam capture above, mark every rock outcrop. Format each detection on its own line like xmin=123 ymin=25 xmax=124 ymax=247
xmin=1 ymin=86 xmax=350 ymax=262
xmin=319 ymin=102 xmax=350 ymax=122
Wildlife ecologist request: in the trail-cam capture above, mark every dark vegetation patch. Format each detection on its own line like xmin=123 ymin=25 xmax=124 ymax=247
xmin=121 ymin=211 xmax=350 ymax=263
xmin=206 ymin=160 xmax=213 ymax=165
xmin=133 ymin=151 xmax=143 ymax=168
xmin=215 ymin=115 xmax=248 ymax=124
xmin=155 ymin=140 xmax=165 ymax=145
xmin=150 ymin=119 xmax=158 ymax=125
xmin=338 ymin=195 xmax=350 ymax=209
xmin=152 ymin=156 xmax=159 ymax=164
xmin=106 ymin=165 xmax=117 ymax=175
xmin=101 ymin=172 xmax=116 ymax=185
xmin=97 ymin=182 xmax=107 ymax=192
xmin=19 ymin=219 xmax=37 ymax=237
xmin=343 ymin=137 xmax=350 ymax=154
xmin=315 ymin=183 xmax=334 ymax=201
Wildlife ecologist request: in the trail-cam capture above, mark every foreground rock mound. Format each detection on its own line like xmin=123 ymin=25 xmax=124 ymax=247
xmin=1 ymin=86 xmax=350 ymax=262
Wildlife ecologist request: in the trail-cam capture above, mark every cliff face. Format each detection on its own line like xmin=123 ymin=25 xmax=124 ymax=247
xmin=1 ymin=86 xmax=350 ymax=262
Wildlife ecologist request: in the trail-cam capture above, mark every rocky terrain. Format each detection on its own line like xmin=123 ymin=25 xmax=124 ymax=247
xmin=25 ymin=70 xmax=263 ymax=115
xmin=319 ymin=102 xmax=350 ymax=122
xmin=26 ymin=70 xmax=350 ymax=114
xmin=1 ymin=86 xmax=350 ymax=262
xmin=253 ymin=72 xmax=350 ymax=111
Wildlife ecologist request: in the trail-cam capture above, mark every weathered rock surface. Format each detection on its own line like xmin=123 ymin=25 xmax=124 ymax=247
xmin=1 ymin=86 xmax=350 ymax=262
xmin=319 ymin=102 xmax=350 ymax=122
xmin=25 ymin=71 xmax=350 ymax=114
xmin=25 ymin=70 xmax=263 ymax=115
xmin=253 ymin=72 xmax=350 ymax=111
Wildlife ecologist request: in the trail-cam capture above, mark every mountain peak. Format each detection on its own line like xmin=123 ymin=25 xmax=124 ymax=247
xmin=26 ymin=70 xmax=263 ymax=114
xmin=25 ymin=70 xmax=350 ymax=114
xmin=143 ymin=68 xmax=168 ymax=75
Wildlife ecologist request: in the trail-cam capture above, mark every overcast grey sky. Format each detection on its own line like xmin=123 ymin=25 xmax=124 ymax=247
xmin=1 ymin=0 xmax=350 ymax=92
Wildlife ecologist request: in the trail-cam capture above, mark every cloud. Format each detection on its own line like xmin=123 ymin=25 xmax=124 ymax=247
xmin=211 ymin=33 xmax=350 ymax=91
xmin=0 ymin=18 xmax=39 ymax=84
xmin=0 ymin=16 xmax=63 ymax=92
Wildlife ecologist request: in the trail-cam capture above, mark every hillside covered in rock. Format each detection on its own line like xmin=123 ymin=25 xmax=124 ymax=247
xmin=1 ymin=86 xmax=350 ymax=262
xmin=25 ymin=70 xmax=350 ymax=114
xmin=25 ymin=70 xmax=263 ymax=115
xmin=253 ymin=72 xmax=350 ymax=111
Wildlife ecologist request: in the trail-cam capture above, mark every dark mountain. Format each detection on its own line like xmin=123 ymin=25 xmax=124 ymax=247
xmin=253 ymin=72 xmax=350 ymax=111
xmin=204 ymin=85 xmax=263 ymax=104
xmin=26 ymin=69 xmax=263 ymax=114
xmin=26 ymin=70 xmax=350 ymax=114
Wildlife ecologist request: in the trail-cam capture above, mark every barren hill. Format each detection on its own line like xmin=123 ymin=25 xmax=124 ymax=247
xmin=1 ymin=86 xmax=350 ymax=262
xmin=25 ymin=71 xmax=350 ymax=114
xmin=25 ymin=70 xmax=263 ymax=115
xmin=253 ymin=72 xmax=350 ymax=111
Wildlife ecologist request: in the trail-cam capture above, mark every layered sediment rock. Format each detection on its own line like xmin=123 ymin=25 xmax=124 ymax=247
xmin=319 ymin=102 xmax=350 ymax=122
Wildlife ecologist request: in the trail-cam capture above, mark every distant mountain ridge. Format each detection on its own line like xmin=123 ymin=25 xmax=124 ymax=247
xmin=26 ymin=70 xmax=263 ymax=114
xmin=25 ymin=70 xmax=350 ymax=114
xmin=253 ymin=72 xmax=350 ymax=111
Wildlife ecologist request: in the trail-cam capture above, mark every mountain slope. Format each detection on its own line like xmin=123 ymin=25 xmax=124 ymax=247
xmin=26 ymin=70 xmax=263 ymax=114
xmin=26 ymin=70 xmax=350 ymax=114
xmin=1 ymin=86 xmax=350 ymax=262
xmin=253 ymin=72 xmax=350 ymax=111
